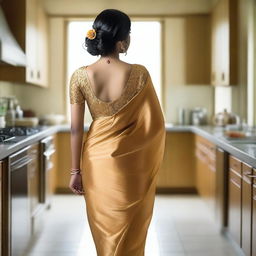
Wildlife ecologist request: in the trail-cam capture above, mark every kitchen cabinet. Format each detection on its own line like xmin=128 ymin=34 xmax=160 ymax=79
xmin=228 ymin=155 xmax=242 ymax=247
xmin=57 ymin=131 xmax=196 ymax=192
xmin=27 ymin=143 xmax=40 ymax=218
xmin=210 ymin=0 xmax=238 ymax=86
xmin=0 ymin=0 xmax=48 ymax=87
xmin=0 ymin=159 xmax=7 ymax=256
xmin=195 ymin=135 xmax=216 ymax=214
xmin=166 ymin=16 xmax=211 ymax=85
xmin=40 ymin=134 xmax=57 ymax=208
xmin=241 ymin=163 xmax=253 ymax=256
xmin=252 ymin=168 xmax=256 ymax=256
xmin=56 ymin=132 xmax=87 ymax=192
xmin=1 ymin=158 xmax=9 ymax=256
xmin=157 ymin=132 xmax=196 ymax=192
xmin=215 ymin=148 xmax=229 ymax=230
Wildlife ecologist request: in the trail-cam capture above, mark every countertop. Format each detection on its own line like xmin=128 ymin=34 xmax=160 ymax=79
xmin=0 ymin=123 xmax=256 ymax=167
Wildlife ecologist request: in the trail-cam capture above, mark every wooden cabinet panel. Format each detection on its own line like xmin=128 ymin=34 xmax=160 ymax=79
xmin=241 ymin=163 xmax=253 ymax=256
xmin=195 ymin=135 xmax=216 ymax=214
xmin=27 ymin=143 xmax=40 ymax=216
xmin=211 ymin=0 xmax=238 ymax=86
xmin=229 ymin=155 xmax=242 ymax=175
xmin=215 ymin=148 xmax=228 ymax=229
xmin=185 ymin=16 xmax=211 ymax=85
xmin=157 ymin=132 xmax=196 ymax=191
xmin=228 ymin=156 xmax=242 ymax=247
xmin=252 ymin=173 xmax=256 ymax=256
xmin=0 ymin=160 xmax=2 ymax=256
xmin=56 ymin=132 xmax=87 ymax=193
xmin=0 ymin=0 xmax=48 ymax=87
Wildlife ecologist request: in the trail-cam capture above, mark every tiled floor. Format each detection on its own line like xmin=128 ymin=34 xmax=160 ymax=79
xmin=26 ymin=194 xmax=240 ymax=256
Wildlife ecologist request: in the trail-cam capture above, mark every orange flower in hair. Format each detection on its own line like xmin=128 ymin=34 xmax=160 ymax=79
xmin=86 ymin=28 xmax=97 ymax=40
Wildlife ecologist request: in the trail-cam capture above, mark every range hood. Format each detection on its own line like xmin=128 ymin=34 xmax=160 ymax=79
xmin=0 ymin=6 xmax=26 ymax=66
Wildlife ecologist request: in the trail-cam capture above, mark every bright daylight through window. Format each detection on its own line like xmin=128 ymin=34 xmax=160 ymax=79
xmin=67 ymin=20 xmax=162 ymax=124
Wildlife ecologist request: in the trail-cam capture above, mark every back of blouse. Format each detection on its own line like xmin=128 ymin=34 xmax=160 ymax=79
xmin=69 ymin=63 xmax=149 ymax=120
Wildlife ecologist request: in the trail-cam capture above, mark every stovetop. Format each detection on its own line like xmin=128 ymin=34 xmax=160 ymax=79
xmin=0 ymin=126 xmax=47 ymax=144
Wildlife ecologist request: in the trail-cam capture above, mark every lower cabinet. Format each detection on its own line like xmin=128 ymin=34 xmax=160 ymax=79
xmin=0 ymin=159 xmax=7 ymax=256
xmin=157 ymin=132 xmax=196 ymax=191
xmin=252 ymin=171 xmax=256 ymax=256
xmin=241 ymin=163 xmax=253 ymax=256
xmin=228 ymin=155 xmax=242 ymax=247
xmin=228 ymin=155 xmax=256 ymax=256
xmin=195 ymin=135 xmax=216 ymax=214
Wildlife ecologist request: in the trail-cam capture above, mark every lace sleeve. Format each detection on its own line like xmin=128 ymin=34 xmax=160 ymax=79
xmin=69 ymin=69 xmax=85 ymax=104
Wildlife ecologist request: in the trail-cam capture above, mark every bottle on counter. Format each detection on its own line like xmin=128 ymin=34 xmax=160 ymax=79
xmin=5 ymin=98 xmax=16 ymax=126
xmin=15 ymin=105 xmax=23 ymax=119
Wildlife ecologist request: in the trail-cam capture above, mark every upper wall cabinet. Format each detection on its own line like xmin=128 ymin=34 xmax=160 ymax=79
xmin=211 ymin=0 xmax=238 ymax=86
xmin=165 ymin=16 xmax=211 ymax=86
xmin=0 ymin=0 xmax=48 ymax=87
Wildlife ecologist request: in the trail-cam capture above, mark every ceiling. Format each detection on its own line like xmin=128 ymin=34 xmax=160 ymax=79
xmin=42 ymin=0 xmax=219 ymax=16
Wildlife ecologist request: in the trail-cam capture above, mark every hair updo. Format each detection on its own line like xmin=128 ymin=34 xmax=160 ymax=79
xmin=85 ymin=9 xmax=131 ymax=56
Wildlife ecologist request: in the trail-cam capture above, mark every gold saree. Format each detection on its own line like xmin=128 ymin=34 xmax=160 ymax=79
xmin=80 ymin=68 xmax=166 ymax=256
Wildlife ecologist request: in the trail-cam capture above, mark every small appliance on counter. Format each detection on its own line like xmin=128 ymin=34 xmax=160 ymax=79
xmin=212 ymin=109 xmax=240 ymax=127
xmin=190 ymin=107 xmax=208 ymax=125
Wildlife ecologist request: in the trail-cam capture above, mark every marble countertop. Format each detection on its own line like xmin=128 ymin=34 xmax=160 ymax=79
xmin=1 ymin=123 xmax=256 ymax=167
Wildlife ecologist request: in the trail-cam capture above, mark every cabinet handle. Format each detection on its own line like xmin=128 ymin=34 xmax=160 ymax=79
xmin=37 ymin=70 xmax=41 ymax=79
xmin=30 ymin=70 xmax=34 ymax=78
xmin=221 ymin=72 xmax=225 ymax=81
xmin=230 ymin=178 xmax=241 ymax=188
xmin=246 ymin=174 xmax=256 ymax=178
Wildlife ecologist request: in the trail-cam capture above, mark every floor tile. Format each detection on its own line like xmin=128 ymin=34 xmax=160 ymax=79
xmin=25 ymin=194 xmax=239 ymax=256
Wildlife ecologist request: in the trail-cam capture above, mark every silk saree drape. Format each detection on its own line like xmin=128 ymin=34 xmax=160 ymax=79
xmin=80 ymin=72 xmax=166 ymax=256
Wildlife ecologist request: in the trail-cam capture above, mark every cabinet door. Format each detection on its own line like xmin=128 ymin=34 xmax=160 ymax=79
xmin=211 ymin=0 xmax=238 ymax=86
xmin=36 ymin=1 xmax=48 ymax=87
xmin=252 ymin=182 xmax=256 ymax=256
xmin=27 ymin=143 xmax=40 ymax=216
xmin=228 ymin=168 xmax=242 ymax=246
xmin=26 ymin=0 xmax=38 ymax=84
xmin=241 ymin=163 xmax=253 ymax=256
xmin=157 ymin=132 xmax=196 ymax=191
xmin=0 ymin=160 xmax=2 ymax=256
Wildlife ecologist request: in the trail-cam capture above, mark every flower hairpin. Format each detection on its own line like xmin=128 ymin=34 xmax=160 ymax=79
xmin=86 ymin=28 xmax=97 ymax=40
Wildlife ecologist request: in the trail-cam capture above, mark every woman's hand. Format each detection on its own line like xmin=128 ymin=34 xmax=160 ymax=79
xmin=69 ymin=174 xmax=85 ymax=195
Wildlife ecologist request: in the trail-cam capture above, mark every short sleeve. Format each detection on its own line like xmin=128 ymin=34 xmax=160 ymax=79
xmin=69 ymin=69 xmax=85 ymax=104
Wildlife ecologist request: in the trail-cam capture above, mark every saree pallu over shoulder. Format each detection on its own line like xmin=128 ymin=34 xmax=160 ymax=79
xmin=81 ymin=68 xmax=166 ymax=256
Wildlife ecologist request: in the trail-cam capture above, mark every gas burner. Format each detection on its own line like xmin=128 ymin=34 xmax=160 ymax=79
xmin=0 ymin=126 xmax=42 ymax=136
xmin=0 ymin=125 xmax=47 ymax=144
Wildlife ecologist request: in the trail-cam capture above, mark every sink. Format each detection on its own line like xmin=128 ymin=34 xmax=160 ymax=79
xmin=222 ymin=136 xmax=256 ymax=144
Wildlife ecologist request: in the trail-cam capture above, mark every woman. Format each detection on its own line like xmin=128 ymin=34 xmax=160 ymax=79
xmin=69 ymin=9 xmax=166 ymax=256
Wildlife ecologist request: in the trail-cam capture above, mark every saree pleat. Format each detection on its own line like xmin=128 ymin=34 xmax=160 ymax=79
xmin=80 ymin=71 xmax=166 ymax=256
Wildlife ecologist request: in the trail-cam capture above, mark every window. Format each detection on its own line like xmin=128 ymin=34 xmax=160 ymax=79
xmin=66 ymin=20 xmax=162 ymax=124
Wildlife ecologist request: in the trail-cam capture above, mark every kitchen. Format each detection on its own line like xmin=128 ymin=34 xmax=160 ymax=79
xmin=0 ymin=0 xmax=256 ymax=255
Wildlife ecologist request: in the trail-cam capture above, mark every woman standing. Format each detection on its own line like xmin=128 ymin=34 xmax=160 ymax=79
xmin=69 ymin=9 xmax=166 ymax=256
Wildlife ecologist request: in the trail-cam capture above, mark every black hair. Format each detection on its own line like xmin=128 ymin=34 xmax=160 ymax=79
xmin=85 ymin=9 xmax=131 ymax=56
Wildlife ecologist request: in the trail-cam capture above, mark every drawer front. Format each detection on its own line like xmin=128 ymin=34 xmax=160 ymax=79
xmin=229 ymin=168 xmax=242 ymax=188
xmin=253 ymin=169 xmax=256 ymax=185
xmin=229 ymin=155 xmax=242 ymax=176
xmin=253 ymin=184 xmax=256 ymax=200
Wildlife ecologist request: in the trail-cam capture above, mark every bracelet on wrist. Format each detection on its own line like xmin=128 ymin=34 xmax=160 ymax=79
xmin=70 ymin=169 xmax=81 ymax=175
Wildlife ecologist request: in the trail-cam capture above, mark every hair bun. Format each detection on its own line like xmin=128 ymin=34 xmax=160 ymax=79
xmin=85 ymin=9 xmax=131 ymax=56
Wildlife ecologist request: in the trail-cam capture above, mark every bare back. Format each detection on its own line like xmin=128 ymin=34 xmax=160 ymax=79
xmin=85 ymin=61 xmax=133 ymax=103
xmin=69 ymin=62 xmax=149 ymax=120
